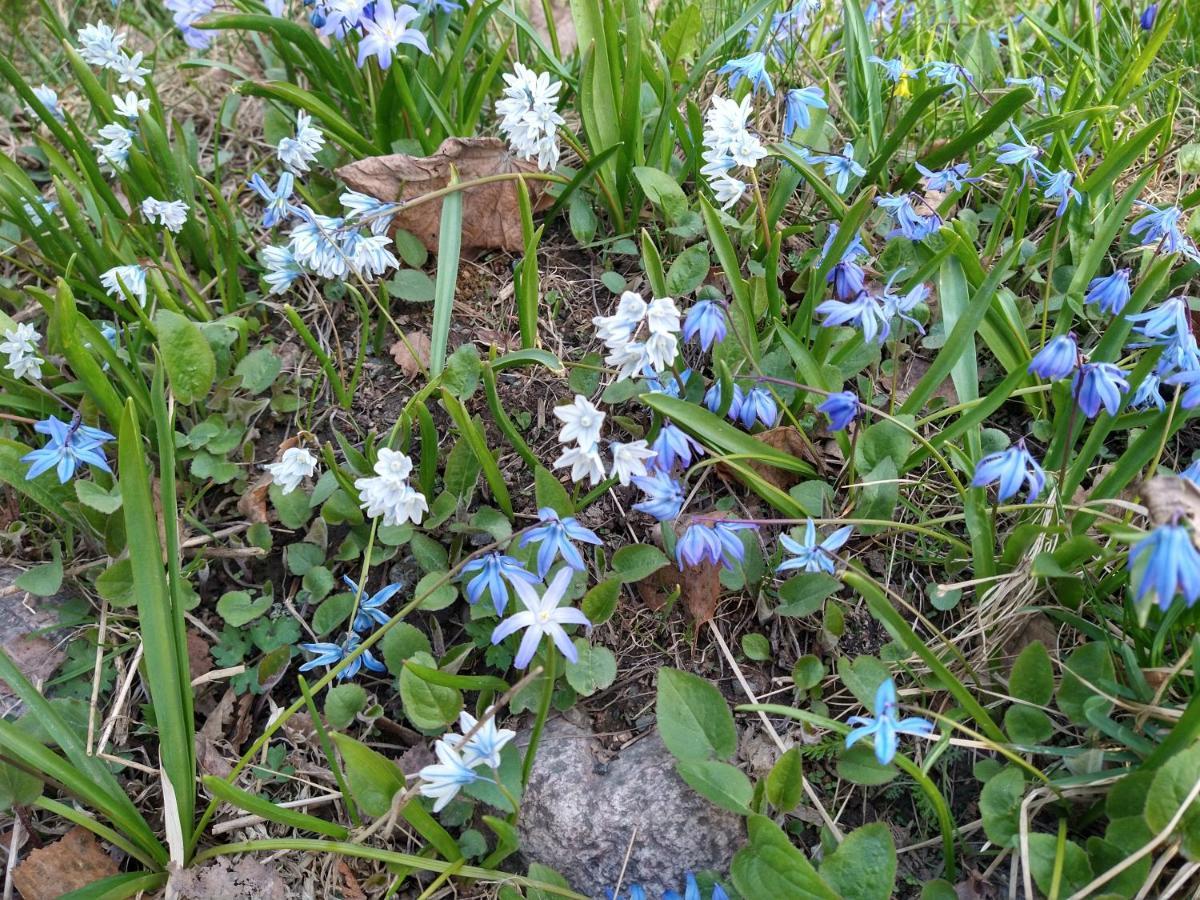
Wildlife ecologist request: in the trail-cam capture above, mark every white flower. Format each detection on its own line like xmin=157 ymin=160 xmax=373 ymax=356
xmin=289 ymin=210 xmax=347 ymax=278
xmin=444 ymin=709 xmax=515 ymax=770
xmin=374 ymin=447 xmax=413 ymax=480
xmin=142 ymin=198 xmax=189 ymax=233
xmin=93 ymin=123 xmax=134 ymax=172
xmin=262 ymin=245 xmax=303 ymax=295
xmin=553 ymin=394 xmax=605 ymax=449
xmin=490 ymin=567 xmax=591 ymax=669
xmin=277 ymin=110 xmax=325 ymax=174
xmin=1 ymin=324 xmax=43 ymax=382
xmin=111 ymin=50 xmax=150 ymax=87
xmin=417 ymin=740 xmax=481 ymax=812
xmin=645 ymin=296 xmax=681 ymax=335
xmin=495 ymin=63 xmax=564 ymax=172
xmin=112 ymin=91 xmax=149 ymax=119
xmin=609 ymin=440 xmax=655 ymax=486
xmin=100 ymin=264 xmax=148 ymax=306
xmin=264 ymin=447 xmax=318 ymax=494
xmin=729 ymin=131 xmax=768 ymax=168
xmin=604 ymin=341 xmax=649 ymax=380
xmin=355 ymin=473 xmax=428 ymax=526
xmin=643 ymin=330 xmax=678 ymax=373
xmin=27 ymin=85 xmax=63 ymax=121
xmin=343 ymin=232 xmax=399 ymax=278
xmin=710 ymin=173 xmax=748 ymax=209
xmin=703 ymin=95 xmax=754 ymax=155
xmin=554 ymin=443 xmax=606 ymax=486
xmin=77 ymin=23 xmax=126 ymax=67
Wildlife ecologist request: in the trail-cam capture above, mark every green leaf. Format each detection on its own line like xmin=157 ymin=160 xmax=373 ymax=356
xmin=234 ymin=347 xmax=282 ymax=394
xmin=777 ymin=573 xmax=840 ymax=617
xmin=201 ymin=775 xmax=348 ymax=839
xmin=819 ymin=823 xmax=897 ymax=900
xmin=216 ymin=590 xmax=271 ymax=627
xmin=387 ymin=269 xmax=436 ymax=303
xmin=0 ymin=760 xmax=42 ymax=811
xmin=1027 ymin=833 xmax=1093 ymax=896
xmin=766 ymin=746 xmax=804 ymax=811
xmin=837 ymin=655 xmax=889 ymax=709
xmin=675 ymin=759 xmax=753 ymax=814
xmin=399 ymin=651 xmax=462 ymax=731
xmin=429 ymin=170 xmax=463 ymax=376
xmin=154 ymin=310 xmax=216 ymax=404
xmin=1004 ymin=706 xmax=1053 ymax=745
xmin=666 ymin=242 xmax=710 ymax=295
xmin=331 ymin=733 xmax=404 ymax=817
xmin=15 ymin=552 xmax=62 ymax=597
xmin=731 ymin=815 xmax=839 ymax=899
xmin=380 ymin=623 xmax=433 ymax=676
xmin=1145 ymin=742 xmax=1200 ymax=860
xmin=1009 ymin=640 xmax=1054 ymax=705
xmin=325 ymin=684 xmax=367 ymax=730
xmin=656 ymin=667 xmax=737 ymax=761
xmin=1057 ymin=642 xmax=1114 ymax=723
xmin=633 ymin=166 xmax=689 ymax=223
xmin=792 ymin=656 xmax=825 ymax=691
xmin=741 ymin=633 xmax=771 ymax=661
xmin=416 ymin=571 xmax=457 ymax=611
xmin=312 ymin=593 xmax=353 ymax=636
xmin=980 ymin=767 xmax=1025 ymax=849
xmin=95 ymin=559 xmax=135 ymax=607
xmin=563 ymin=640 xmax=617 ymax=696
xmin=534 ymin=465 xmax=573 ymax=516
xmin=581 ymin=579 xmax=621 ymax=625
xmin=611 ymin=543 xmax=669 ymax=583
xmin=836 ymin=744 xmax=897 ymax=785
xmin=74 ymin=480 xmax=122 ymax=514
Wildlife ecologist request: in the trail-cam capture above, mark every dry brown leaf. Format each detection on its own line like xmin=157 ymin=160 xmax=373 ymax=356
xmin=187 ymin=630 xmax=213 ymax=680
xmin=336 ymin=137 xmax=552 ymax=255
xmin=1141 ymin=475 xmax=1200 ymax=531
xmin=744 ymin=427 xmax=814 ymax=491
xmin=337 ymin=860 xmax=368 ymax=900
xmin=195 ymin=687 xmax=253 ymax=778
xmin=636 ymin=558 xmax=722 ymax=626
xmin=169 ymin=856 xmax=287 ymax=900
xmin=390 ymin=331 xmax=432 ymax=378
xmin=237 ymin=475 xmax=271 ymax=524
xmin=13 ymin=826 xmax=118 ymax=900
xmin=893 ymin=354 xmax=958 ymax=407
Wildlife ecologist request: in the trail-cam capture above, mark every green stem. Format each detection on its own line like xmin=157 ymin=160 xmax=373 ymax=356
xmin=522 ymin=647 xmax=556 ymax=790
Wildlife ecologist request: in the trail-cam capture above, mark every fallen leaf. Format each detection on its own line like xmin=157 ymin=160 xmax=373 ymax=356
xmin=336 ymin=137 xmax=552 ymax=255
xmin=187 ymin=630 xmax=213 ymax=680
xmin=636 ymin=558 xmax=722 ymax=625
xmin=390 ymin=331 xmax=432 ymax=378
xmin=168 ymin=856 xmax=288 ymax=900
xmin=1141 ymin=475 xmax=1200 ymax=532
xmin=737 ymin=426 xmax=814 ymax=491
xmin=237 ymin=475 xmax=272 ymax=524
xmin=195 ymin=687 xmax=253 ymax=778
xmin=0 ymin=565 xmax=66 ymax=714
xmin=338 ymin=860 xmax=367 ymax=900
xmin=13 ymin=826 xmax=118 ymax=900
xmin=892 ymin=354 xmax=958 ymax=407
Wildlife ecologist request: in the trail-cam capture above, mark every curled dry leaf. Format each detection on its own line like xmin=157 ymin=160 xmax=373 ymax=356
xmin=637 ymin=558 xmax=722 ymax=626
xmin=734 ymin=426 xmax=815 ymax=491
xmin=1141 ymin=475 xmax=1200 ymax=533
xmin=12 ymin=826 xmax=118 ymax=900
xmin=336 ymin=137 xmax=552 ymax=255
xmin=391 ymin=330 xmax=433 ymax=378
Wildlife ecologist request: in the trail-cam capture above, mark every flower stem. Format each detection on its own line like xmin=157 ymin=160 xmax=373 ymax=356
xmin=521 ymin=647 xmax=557 ymax=790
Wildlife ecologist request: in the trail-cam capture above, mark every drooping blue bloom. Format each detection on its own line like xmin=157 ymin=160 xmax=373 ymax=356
xmin=777 ymin=519 xmax=853 ymax=575
xmin=519 ymin=507 xmax=603 ymax=578
xmin=1084 ymin=269 xmax=1131 ymax=315
xmin=21 ymin=416 xmax=114 ymax=483
xmin=644 ymin=368 xmax=691 ymax=399
xmin=632 ymin=470 xmax=685 ymax=521
xmin=459 ymin=552 xmax=539 ymax=615
xmin=704 ymin=381 xmax=745 ymax=421
xmin=683 ymin=299 xmax=728 ymax=350
xmin=820 ymin=222 xmax=868 ymax=266
xmin=1028 ymin=334 xmax=1078 ymax=380
xmin=717 ymin=51 xmax=774 ymax=96
xmin=340 ymin=190 xmax=399 ymax=236
xmin=816 ymin=291 xmax=890 ymax=344
xmin=246 ymin=172 xmax=296 ymax=227
xmin=923 ymin=60 xmax=973 ymax=95
xmin=1129 ymin=372 xmax=1166 ymax=411
xmin=261 ymin=245 xmax=305 ymax=295
xmin=821 ymin=224 xmax=869 ymax=298
xmin=971 ymin=439 xmax=1046 ymax=502
xmin=1038 ymin=168 xmax=1081 ymax=217
xmin=1130 ymin=203 xmax=1199 ymax=259
xmin=1128 ymin=523 xmax=1200 ymax=610
xmin=867 ymin=56 xmax=912 ymax=83
xmin=876 ymin=193 xmax=941 ymax=241
xmin=1140 ymin=3 xmax=1158 ymax=29
xmin=299 ymin=632 xmax=386 ymax=680
xmin=1128 ymin=297 xmax=1191 ymax=345
xmin=995 ymin=125 xmax=1043 ymax=179
xmin=846 ymin=678 xmax=935 ymax=765
xmin=342 ymin=575 xmax=405 ymax=632
xmin=783 ymin=86 xmax=826 ymax=133
xmin=738 ymin=386 xmax=778 ymax=429
xmin=650 ymin=421 xmax=705 ymax=472
xmin=676 ymin=520 xmax=757 ymax=571
xmin=916 ymin=162 xmax=976 ymax=194
xmin=1158 ymin=333 xmax=1200 ymax=380
xmin=744 ymin=5 xmax=818 ymax=62
xmin=812 ymin=143 xmax=865 ymax=194
xmin=818 ymin=391 xmax=859 ymax=431
xmin=1166 ymin=368 xmax=1200 ymax=409
xmin=1073 ymin=362 xmax=1130 ymax=418
xmin=880 ymin=269 xmax=929 ymax=333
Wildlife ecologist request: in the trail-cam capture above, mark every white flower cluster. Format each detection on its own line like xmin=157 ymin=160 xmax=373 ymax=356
xmin=94 ymin=123 xmax=134 ymax=173
xmin=286 ymin=208 xmax=399 ymax=280
xmin=552 ymin=394 xmax=655 ymax=487
xmin=76 ymin=23 xmax=149 ymax=87
xmin=495 ymin=63 xmax=564 ymax=171
xmin=265 ymin=446 xmax=319 ymax=494
xmin=418 ymin=711 xmax=516 ymax=812
xmin=592 ymin=290 xmax=681 ymax=380
xmin=112 ymin=91 xmax=149 ymax=119
xmin=700 ymin=95 xmax=768 ymax=209
xmin=141 ymin=197 xmax=189 ymax=233
xmin=354 ymin=448 xmax=428 ymax=526
xmin=277 ymin=111 xmax=326 ymax=175
xmin=100 ymin=264 xmax=148 ymax=306
xmin=0 ymin=324 xmax=44 ymax=382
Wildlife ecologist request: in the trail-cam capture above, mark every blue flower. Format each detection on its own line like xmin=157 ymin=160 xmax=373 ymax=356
xmin=923 ymin=60 xmax=973 ymax=95
xmin=1028 ymin=334 xmax=1078 ymax=380
xmin=876 ymin=193 xmax=941 ymax=241
xmin=717 ymin=51 xmax=774 ymax=96
xmin=818 ymin=391 xmax=860 ymax=431
xmin=738 ymin=386 xmax=778 ymax=429
xmin=1072 ymin=362 xmax=1130 ymax=418
xmin=607 ymin=885 xmax=647 ymax=900
xmin=21 ymin=416 xmax=114 ymax=483
xmin=342 ymin=575 xmax=405 ymax=632
xmin=1130 ymin=203 xmax=1198 ymax=259
xmin=519 ymin=507 xmax=603 ymax=579
xmin=1140 ymin=3 xmax=1158 ymax=29
xmin=880 ymin=269 xmax=929 ymax=334
xmin=662 ymin=873 xmax=729 ymax=900
xmin=1155 ymin=332 xmax=1200 ymax=379
xmin=632 ymin=471 xmax=685 ymax=521
xmin=829 ymin=259 xmax=866 ymax=300
xmin=867 ymin=56 xmax=912 ymax=83
xmin=916 ymin=162 xmax=975 ymax=193
xmin=1084 ymin=269 xmax=1131 ymax=315
xmin=971 ymin=439 xmax=1046 ymax=502
xmin=1166 ymin=368 xmax=1200 ymax=409
xmin=783 ymin=86 xmax=826 ymax=133
xmin=459 ymin=552 xmax=539 ymax=615
xmin=704 ymin=381 xmax=745 ymax=421
xmin=683 ymin=299 xmax=728 ymax=350
xmin=846 ymin=678 xmax=935 ymax=765
xmin=246 ymin=172 xmax=295 ymax=227
xmin=1130 ymin=372 xmax=1166 ymax=411
xmin=676 ymin=520 xmax=757 ymax=571
xmin=644 ymin=368 xmax=691 ymax=399
xmin=491 ymin=567 xmax=590 ymax=669
xmin=355 ymin=0 xmax=430 ymax=69
xmin=820 ymin=222 xmax=868 ymax=266
xmin=299 ymin=632 xmax=386 ymax=680
xmin=816 ymin=292 xmax=890 ymax=344
xmin=1038 ymin=168 xmax=1081 ymax=217
xmin=1128 ymin=297 xmax=1191 ymax=345
xmin=812 ymin=143 xmax=865 ymax=194
xmin=650 ymin=421 xmax=704 ymax=472
xmin=777 ymin=519 xmax=853 ymax=575
xmin=995 ymin=125 xmax=1043 ymax=179
xmin=1129 ymin=523 xmax=1200 ymax=610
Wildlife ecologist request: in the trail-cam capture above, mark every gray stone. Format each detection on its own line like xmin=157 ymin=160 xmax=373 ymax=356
xmin=518 ymin=718 xmax=745 ymax=897
xmin=0 ymin=565 xmax=68 ymax=716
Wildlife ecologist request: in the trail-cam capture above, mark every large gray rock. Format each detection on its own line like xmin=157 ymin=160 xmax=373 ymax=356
xmin=518 ymin=718 xmax=745 ymax=897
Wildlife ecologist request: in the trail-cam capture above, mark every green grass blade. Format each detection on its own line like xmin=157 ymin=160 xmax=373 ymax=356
xmin=429 ymin=167 xmax=464 ymax=377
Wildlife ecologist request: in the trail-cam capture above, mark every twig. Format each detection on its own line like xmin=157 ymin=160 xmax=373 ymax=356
xmin=3 ymin=816 xmax=20 ymax=900
xmin=93 ymin=642 xmax=144 ymax=758
xmin=212 ymin=792 xmax=343 ymax=835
